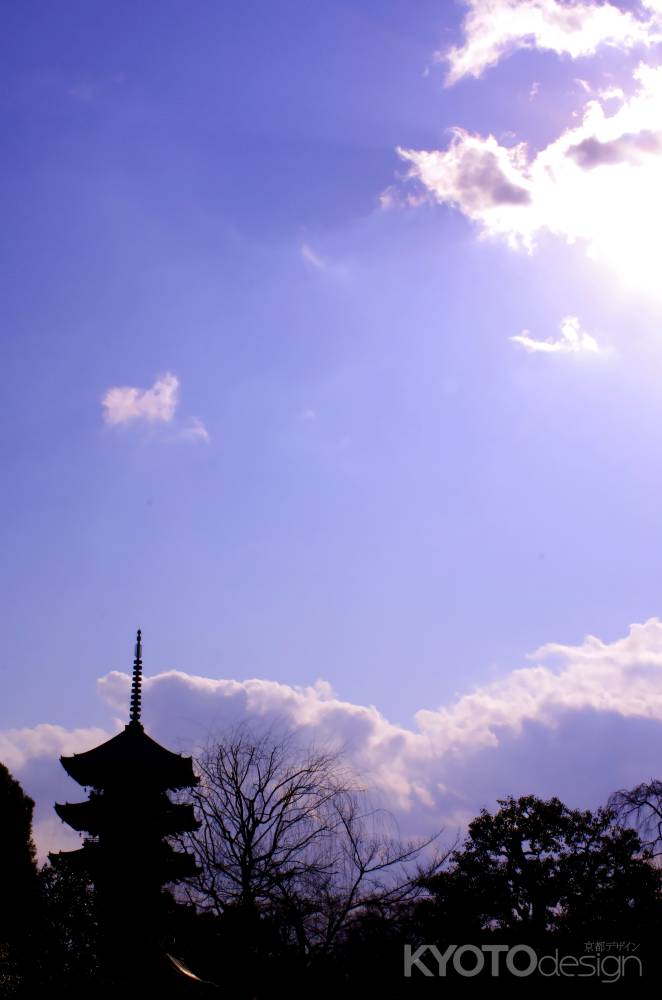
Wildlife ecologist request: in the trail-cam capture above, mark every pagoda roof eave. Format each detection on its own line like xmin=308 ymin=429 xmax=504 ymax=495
xmin=60 ymin=721 xmax=198 ymax=791
xmin=55 ymin=798 xmax=200 ymax=835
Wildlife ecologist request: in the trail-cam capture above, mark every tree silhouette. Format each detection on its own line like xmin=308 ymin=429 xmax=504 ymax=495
xmin=36 ymin=862 xmax=99 ymax=990
xmin=0 ymin=762 xmax=38 ymax=994
xmin=419 ymin=794 xmax=661 ymax=940
xmin=608 ymin=779 xmax=662 ymax=855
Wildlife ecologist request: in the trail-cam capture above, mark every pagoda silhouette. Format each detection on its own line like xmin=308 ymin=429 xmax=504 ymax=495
xmin=50 ymin=630 xmax=207 ymax=992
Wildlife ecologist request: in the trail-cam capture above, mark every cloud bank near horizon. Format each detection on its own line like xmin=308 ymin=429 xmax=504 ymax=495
xmin=10 ymin=619 xmax=662 ymax=859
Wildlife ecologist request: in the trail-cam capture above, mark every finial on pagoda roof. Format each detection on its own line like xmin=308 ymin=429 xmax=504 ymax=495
xmin=129 ymin=628 xmax=143 ymax=726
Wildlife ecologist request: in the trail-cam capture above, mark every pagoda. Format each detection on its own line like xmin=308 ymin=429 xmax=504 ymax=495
xmin=50 ymin=630 xmax=201 ymax=986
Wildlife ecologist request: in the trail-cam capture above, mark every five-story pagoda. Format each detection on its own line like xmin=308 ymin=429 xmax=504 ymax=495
xmin=50 ymin=630 xmax=200 ymax=983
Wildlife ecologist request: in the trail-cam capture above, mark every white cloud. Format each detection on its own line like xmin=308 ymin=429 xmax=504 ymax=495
xmin=102 ymin=372 xmax=179 ymax=426
xmin=13 ymin=619 xmax=662 ymax=858
xmin=398 ymin=63 xmax=662 ymax=296
xmin=598 ymin=84 xmax=625 ymax=101
xmin=101 ymin=373 xmax=209 ymax=443
xmin=444 ymin=0 xmax=661 ymax=86
xmin=0 ymin=723 xmax=110 ymax=772
xmin=511 ymin=314 xmax=600 ymax=353
xmin=92 ymin=618 xmax=662 ymax=795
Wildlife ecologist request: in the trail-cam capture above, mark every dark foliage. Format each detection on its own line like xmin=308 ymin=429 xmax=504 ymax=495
xmin=417 ymin=794 xmax=662 ymax=937
xmin=4 ymin=747 xmax=662 ymax=993
xmin=0 ymin=762 xmax=38 ymax=996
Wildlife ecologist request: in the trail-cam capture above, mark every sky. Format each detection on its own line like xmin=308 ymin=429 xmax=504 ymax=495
xmin=5 ymin=0 xmax=662 ymax=857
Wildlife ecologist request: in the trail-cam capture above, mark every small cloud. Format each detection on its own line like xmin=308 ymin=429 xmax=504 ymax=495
xmin=575 ymin=77 xmax=593 ymax=94
xmin=529 ymin=81 xmax=540 ymax=101
xmin=379 ymin=186 xmax=397 ymax=210
xmin=300 ymin=409 xmax=317 ymax=422
xmin=510 ymin=315 xmax=600 ymax=354
xmin=598 ymin=85 xmax=625 ymax=102
xmin=301 ymin=242 xmax=326 ymax=270
xmin=102 ymin=372 xmax=179 ymax=426
xmin=180 ymin=417 xmax=210 ymax=443
xmin=379 ymin=184 xmax=429 ymax=210
xmin=299 ymin=241 xmax=352 ymax=283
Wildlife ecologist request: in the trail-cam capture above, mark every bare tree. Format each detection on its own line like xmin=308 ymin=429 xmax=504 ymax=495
xmin=174 ymin=726 xmax=446 ymax=954
xmin=608 ymin=780 xmax=662 ymax=856
xmin=275 ymin=787 xmax=448 ymax=954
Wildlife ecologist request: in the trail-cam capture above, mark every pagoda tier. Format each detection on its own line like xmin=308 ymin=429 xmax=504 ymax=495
xmin=54 ymin=793 xmax=199 ymax=836
xmin=60 ymin=719 xmax=198 ymax=792
xmin=50 ymin=837 xmax=199 ymax=883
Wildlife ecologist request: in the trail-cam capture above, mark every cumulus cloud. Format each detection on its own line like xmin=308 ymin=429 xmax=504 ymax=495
xmin=93 ymin=618 xmax=662 ymax=798
xmin=444 ymin=0 xmax=661 ymax=86
xmin=102 ymin=372 xmax=179 ymax=426
xmin=398 ymin=63 xmax=662 ymax=295
xmin=101 ymin=373 xmax=209 ymax=443
xmin=398 ymin=131 xmax=531 ymax=217
xmin=11 ymin=619 xmax=662 ymax=858
xmin=511 ymin=314 xmax=600 ymax=352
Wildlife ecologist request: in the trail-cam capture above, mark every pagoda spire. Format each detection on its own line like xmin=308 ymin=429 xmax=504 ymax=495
xmin=129 ymin=628 xmax=143 ymax=725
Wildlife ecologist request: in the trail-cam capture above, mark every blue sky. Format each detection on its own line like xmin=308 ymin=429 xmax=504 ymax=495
xmin=6 ymin=0 xmax=662 ymax=854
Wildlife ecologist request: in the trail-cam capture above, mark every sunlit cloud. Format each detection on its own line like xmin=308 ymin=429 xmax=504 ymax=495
xmin=444 ymin=0 xmax=661 ymax=86
xmin=511 ymin=315 xmax=600 ymax=353
xmin=398 ymin=63 xmax=662 ymax=296
xmin=102 ymin=372 xmax=179 ymax=426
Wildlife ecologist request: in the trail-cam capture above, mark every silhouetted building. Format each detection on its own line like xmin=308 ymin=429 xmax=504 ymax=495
xmin=50 ymin=630 xmax=203 ymax=991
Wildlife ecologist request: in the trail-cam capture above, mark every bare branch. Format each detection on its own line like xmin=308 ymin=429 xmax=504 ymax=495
xmin=171 ymin=725 xmax=447 ymax=953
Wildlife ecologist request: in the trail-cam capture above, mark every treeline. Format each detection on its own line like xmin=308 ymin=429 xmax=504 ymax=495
xmin=2 ymin=733 xmax=662 ymax=995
